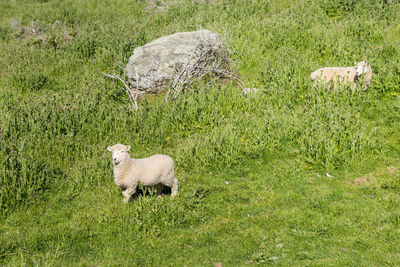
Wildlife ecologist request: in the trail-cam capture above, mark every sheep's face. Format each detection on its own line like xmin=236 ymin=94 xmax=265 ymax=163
xmin=356 ymin=61 xmax=369 ymax=76
xmin=107 ymin=144 xmax=131 ymax=166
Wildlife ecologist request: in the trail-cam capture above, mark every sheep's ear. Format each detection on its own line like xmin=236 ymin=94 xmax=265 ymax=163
xmin=126 ymin=145 xmax=131 ymax=151
xmin=107 ymin=146 xmax=112 ymax=152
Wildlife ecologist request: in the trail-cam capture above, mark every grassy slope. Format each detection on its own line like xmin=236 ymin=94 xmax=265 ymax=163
xmin=1 ymin=0 xmax=400 ymax=265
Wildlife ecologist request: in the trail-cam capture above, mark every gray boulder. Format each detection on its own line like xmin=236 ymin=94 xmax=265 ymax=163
xmin=125 ymin=29 xmax=223 ymax=94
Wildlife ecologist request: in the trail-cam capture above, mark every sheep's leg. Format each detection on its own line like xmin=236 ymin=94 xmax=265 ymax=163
xmin=170 ymin=178 xmax=178 ymax=198
xmin=122 ymin=186 xmax=136 ymax=203
xmin=156 ymin=184 xmax=163 ymax=196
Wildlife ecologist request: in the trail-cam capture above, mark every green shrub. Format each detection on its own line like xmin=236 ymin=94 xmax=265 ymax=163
xmin=297 ymin=85 xmax=372 ymax=169
xmin=321 ymin=0 xmax=358 ymax=18
xmin=11 ymin=72 xmax=52 ymax=91
xmin=0 ymin=26 xmax=10 ymax=41
xmin=0 ymin=143 xmax=63 ymax=217
xmin=68 ymin=36 xmax=99 ymax=60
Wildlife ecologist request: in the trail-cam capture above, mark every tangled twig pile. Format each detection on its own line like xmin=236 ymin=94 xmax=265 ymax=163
xmin=10 ymin=19 xmax=48 ymax=43
xmin=9 ymin=18 xmax=75 ymax=47
xmin=165 ymin=33 xmax=246 ymax=102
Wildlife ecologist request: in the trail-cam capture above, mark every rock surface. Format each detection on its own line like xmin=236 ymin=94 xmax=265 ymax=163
xmin=125 ymin=29 xmax=222 ymax=93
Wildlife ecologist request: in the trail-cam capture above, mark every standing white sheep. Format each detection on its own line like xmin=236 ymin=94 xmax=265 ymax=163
xmin=107 ymin=144 xmax=178 ymax=202
xmin=310 ymin=61 xmax=372 ymax=90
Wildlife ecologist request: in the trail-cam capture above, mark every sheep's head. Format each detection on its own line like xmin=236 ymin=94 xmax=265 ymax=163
xmin=107 ymin=144 xmax=131 ymax=166
xmin=356 ymin=61 xmax=369 ymax=76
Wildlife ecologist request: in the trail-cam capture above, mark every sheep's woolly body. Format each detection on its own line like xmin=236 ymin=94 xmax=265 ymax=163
xmin=310 ymin=61 xmax=372 ymax=89
xmin=114 ymin=155 xmax=175 ymax=187
xmin=107 ymin=144 xmax=178 ymax=202
xmin=311 ymin=66 xmax=357 ymax=84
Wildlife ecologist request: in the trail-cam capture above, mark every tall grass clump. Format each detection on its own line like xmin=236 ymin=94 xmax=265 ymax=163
xmin=0 ymin=143 xmax=62 ymax=217
xmin=297 ymin=85 xmax=373 ymax=170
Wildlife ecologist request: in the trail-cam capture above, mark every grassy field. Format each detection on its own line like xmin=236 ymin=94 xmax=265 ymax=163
xmin=1 ymin=0 xmax=400 ymax=265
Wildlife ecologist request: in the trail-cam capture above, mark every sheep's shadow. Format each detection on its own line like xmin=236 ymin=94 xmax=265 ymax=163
xmin=129 ymin=184 xmax=172 ymax=200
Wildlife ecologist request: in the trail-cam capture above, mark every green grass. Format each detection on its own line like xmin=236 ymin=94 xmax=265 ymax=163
xmin=1 ymin=0 xmax=400 ymax=265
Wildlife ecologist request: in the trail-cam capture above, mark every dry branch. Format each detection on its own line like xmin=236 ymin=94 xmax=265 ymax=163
xmin=103 ymin=73 xmax=140 ymax=111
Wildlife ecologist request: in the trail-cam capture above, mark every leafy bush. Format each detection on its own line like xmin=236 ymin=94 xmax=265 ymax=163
xmin=297 ymin=85 xmax=373 ymax=169
xmin=69 ymin=36 xmax=98 ymax=60
xmin=11 ymin=72 xmax=52 ymax=91
xmin=321 ymin=0 xmax=358 ymax=18
xmin=0 ymin=26 xmax=10 ymax=41
xmin=0 ymin=143 xmax=62 ymax=217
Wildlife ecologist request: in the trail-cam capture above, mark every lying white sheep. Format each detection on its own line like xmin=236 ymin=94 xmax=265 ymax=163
xmin=310 ymin=61 xmax=372 ymax=90
xmin=107 ymin=144 xmax=178 ymax=202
